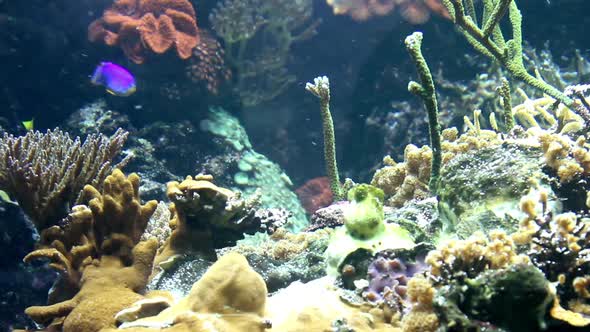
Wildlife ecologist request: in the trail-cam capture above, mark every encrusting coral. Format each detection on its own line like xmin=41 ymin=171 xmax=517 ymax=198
xmin=0 ymin=128 xmax=129 ymax=231
xmin=110 ymin=252 xmax=270 ymax=332
xmin=88 ymin=0 xmax=200 ymax=64
xmin=23 ymin=169 xmax=158 ymax=332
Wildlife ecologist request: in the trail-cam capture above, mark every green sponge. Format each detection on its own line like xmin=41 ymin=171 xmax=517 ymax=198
xmin=343 ymin=184 xmax=385 ymax=239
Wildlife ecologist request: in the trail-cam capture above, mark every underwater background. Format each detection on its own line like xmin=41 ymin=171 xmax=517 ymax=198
xmin=1 ymin=0 xmax=590 ymax=331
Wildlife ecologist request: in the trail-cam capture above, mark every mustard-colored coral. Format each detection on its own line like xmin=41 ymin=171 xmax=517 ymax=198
xmin=401 ymin=276 xmax=438 ymax=332
xmin=426 ymin=230 xmax=529 ymax=281
xmin=110 ymin=252 xmax=270 ymax=332
xmin=371 ymin=144 xmax=432 ymax=207
xmin=155 ymin=174 xmax=260 ymax=266
xmin=23 ymin=169 xmax=158 ymax=332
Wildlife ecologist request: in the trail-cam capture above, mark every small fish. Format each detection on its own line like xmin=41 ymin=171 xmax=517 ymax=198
xmin=91 ymin=62 xmax=136 ymax=96
xmin=22 ymin=118 xmax=34 ymax=131
xmin=0 ymin=189 xmax=17 ymax=205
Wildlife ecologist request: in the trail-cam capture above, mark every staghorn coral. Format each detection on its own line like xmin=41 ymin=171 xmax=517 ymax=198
xmin=111 ymin=252 xmax=270 ymax=332
xmin=326 ymin=0 xmax=449 ymax=23
xmin=210 ymin=0 xmax=319 ymax=106
xmin=23 ymin=169 xmax=158 ymax=331
xmin=88 ymin=0 xmax=199 ymax=64
xmin=154 ymin=174 xmax=263 ymax=265
xmin=0 ymin=128 xmax=129 ymax=231
xmin=186 ymin=30 xmax=231 ymax=95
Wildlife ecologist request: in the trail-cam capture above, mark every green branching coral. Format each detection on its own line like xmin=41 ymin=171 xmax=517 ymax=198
xmin=0 ymin=128 xmax=130 ymax=231
xmin=305 ymin=76 xmax=343 ymax=201
xmin=440 ymin=0 xmax=590 ymax=127
xmin=404 ymin=32 xmax=442 ymax=195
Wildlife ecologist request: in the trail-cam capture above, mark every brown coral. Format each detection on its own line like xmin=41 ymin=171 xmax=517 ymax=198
xmin=88 ymin=0 xmax=199 ymax=64
xmin=0 ymin=128 xmax=129 ymax=231
xmin=154 ymin=174 xmax=261 ymax=266
xmin=23 ymin=170 xmax=158 ymax=331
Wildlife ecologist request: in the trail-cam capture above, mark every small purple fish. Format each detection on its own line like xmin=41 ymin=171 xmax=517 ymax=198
xmin=91 ymin=62 xmax=136 ymax=96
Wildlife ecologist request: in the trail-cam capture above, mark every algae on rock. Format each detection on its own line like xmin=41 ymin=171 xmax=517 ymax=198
xmin=200 ymin=107 xmax=308 ymax=231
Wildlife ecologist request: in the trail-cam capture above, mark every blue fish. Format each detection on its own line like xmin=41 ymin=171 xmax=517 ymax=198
xmin=91 ymin=62 xmax=136 ymax=96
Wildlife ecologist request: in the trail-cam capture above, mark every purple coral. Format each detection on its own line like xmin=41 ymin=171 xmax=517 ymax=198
xmin=362 ymin=254 xmax=427 ymax=305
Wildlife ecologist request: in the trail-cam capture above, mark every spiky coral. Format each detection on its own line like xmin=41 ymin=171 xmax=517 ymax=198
xmin=23 ymin=169 xmax=158 ymax=331
xmin=0 ymin=128 xmax=129 ymax=231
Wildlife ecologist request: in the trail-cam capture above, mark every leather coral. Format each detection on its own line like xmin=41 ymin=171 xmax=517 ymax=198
xmin=23 ymin=169 xmax=158 ymax=332
xmin=88 ymin=0 xmax=200 ymax=64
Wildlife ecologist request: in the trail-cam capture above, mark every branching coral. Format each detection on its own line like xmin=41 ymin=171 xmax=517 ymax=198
xmin=23 ymin=169 xmax=158 ymax=331
xmin=0 ymin=128 xmax=129 ymax=231
xmin=88 ymin=0 xmax=199 ymax=64
xmin=440 ymin=0 xmax=590 ymax=127
xmin=210 ymin=0 xmax=319 ymax=106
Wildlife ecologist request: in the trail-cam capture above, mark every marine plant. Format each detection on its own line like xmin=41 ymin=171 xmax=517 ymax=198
xmin=440 ymin=0 xmax=590 ymax=127
xmin=0 ymin=128 xmax=129 ymax=231
xmin=305 ymin=76 xmax=344 ymax=201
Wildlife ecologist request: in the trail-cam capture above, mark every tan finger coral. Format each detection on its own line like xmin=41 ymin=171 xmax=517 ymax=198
xmin=23 ymin=169 xmax=158 ymax=332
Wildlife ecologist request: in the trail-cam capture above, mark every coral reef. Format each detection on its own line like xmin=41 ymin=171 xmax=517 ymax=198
xmin=88 ymin=0 xmax=199 ymax=64
xmin=23 ymin=170 xmax=158 ymax=331
xmin=200 ymin=108 xmax=308 ymax=231
xmin=326 ymin=0 xmax=448 ymax=23
xmin=0 ymin=128 xmax=129 ymax=231
xmin=154 ymin=174 xmax=262 ymax=265
xmin=210 ymin=0 xmax=319 ymax=106
xmin=296 ymin=177 xmax=334 ymax=215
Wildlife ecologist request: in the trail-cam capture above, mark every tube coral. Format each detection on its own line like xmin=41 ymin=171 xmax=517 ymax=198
xmin=404 ymin=32 xmax=442 ymax=195
xmin=0 ymin=128 xmax=129 ymax=231
xmin=305 ymin=76 xmax=343 ymax=201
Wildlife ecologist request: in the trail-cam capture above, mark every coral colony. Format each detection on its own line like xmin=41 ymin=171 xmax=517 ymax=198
xmin=3 ymin=0 xmax=590 ymax=332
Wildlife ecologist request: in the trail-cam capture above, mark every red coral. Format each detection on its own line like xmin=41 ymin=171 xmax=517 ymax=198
xmin=88 ymin=0 xmax=199 ymax=64
xmin=326 ymin=0 xmax=449 ymax=23
xmin=296 ymin=177 xmax=334 ymax=215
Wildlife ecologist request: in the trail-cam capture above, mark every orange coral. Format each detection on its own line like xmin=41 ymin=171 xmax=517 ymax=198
xmin=88 ymin=0 xmax=199 ymax=64
xmin=326 ymin=0 xmax=449 ymax=23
